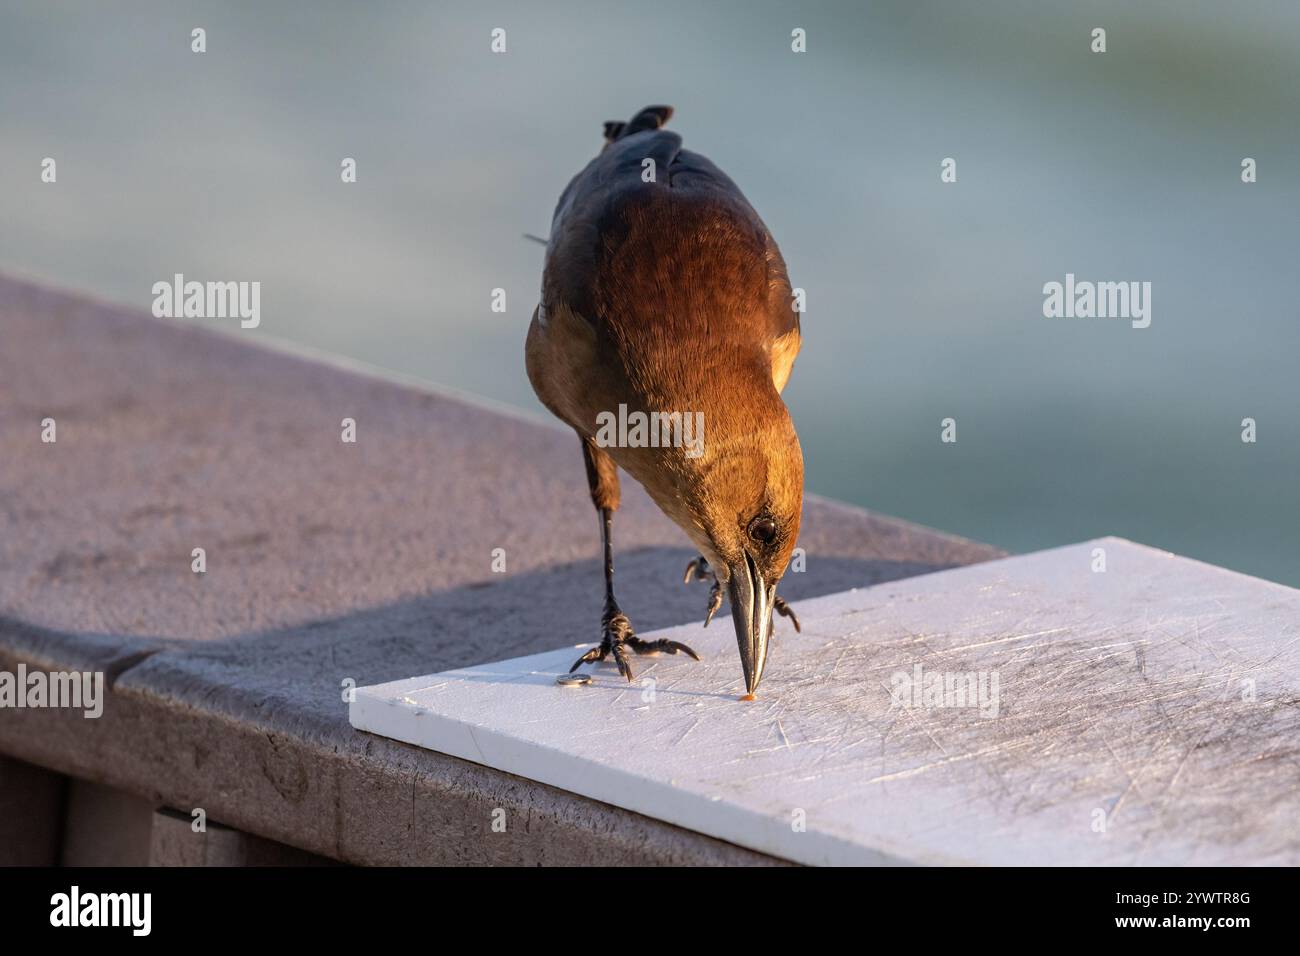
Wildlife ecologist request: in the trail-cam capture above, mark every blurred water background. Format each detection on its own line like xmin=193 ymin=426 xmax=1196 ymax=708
xmin=3 ymin=1 xmax=1297 ymax=584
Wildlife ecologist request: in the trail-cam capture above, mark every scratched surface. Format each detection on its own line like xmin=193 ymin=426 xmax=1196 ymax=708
xmin=351 ymin=538 xmax=1300 ymax=865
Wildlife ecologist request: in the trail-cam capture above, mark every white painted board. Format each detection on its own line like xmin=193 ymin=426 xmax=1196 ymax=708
xmin=350 ymin=538 xmax=1300 ymax=865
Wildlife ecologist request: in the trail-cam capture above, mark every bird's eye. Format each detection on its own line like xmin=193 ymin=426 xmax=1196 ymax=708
xmin=747 ymin=517 xmax=778 ymax=544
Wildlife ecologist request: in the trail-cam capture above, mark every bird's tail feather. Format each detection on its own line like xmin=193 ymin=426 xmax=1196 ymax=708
xmin=602 ymin=105 xmax=673 ymax=145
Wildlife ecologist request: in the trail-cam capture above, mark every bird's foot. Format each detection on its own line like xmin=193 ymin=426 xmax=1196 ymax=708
xmin=684 ymin=555 xmax=801 ymax=633
xmin=568 ymin=604 xmax=700 ymax=682
xmin=774 ymin=593 xmax=801 ymax=633
xmin=684 ymin=556 xmax=725 ymax=626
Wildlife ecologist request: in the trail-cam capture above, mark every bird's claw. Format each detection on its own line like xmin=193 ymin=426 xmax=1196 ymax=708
xmin=683 ymin=557 xmax=712 ymax=584
xmin=568 ymin=606 xmax=701 ymax=681
xmin=602 ymin=609 xmax=635 ymax=680
xmin=568 ymin=644 xmax=607 ymax=672
xmin=626 ymin=637 xmax=701 ymax=661
xmin=703 ymin=580 xmax=723 ymax=627
xmin=684 ymin=553 xmax=800 ymax=633
xmin=684 ymin=556 xmax=724 ymax=626
xmin=774 ymin=594 xmax=801 ymax=633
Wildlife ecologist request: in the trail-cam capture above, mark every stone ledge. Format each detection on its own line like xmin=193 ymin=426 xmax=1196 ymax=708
xmin=0 ymin=272 xmax=1003 ymax=864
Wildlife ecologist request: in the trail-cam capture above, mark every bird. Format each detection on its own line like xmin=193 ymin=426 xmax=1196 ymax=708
xmin=526 ymin=105 xmax=803 ymax=699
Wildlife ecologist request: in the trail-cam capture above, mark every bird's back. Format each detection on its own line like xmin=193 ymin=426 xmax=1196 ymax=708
xmin=529 ymin=107 xmax=800 ymax=434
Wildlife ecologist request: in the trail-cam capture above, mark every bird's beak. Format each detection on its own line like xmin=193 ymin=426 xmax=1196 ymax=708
xmin=727 ymin=552 xmax=774 ymax=695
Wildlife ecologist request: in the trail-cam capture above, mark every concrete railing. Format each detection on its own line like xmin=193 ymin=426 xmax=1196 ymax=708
xmin=0 ymin=273 xmax=1002 ymax=865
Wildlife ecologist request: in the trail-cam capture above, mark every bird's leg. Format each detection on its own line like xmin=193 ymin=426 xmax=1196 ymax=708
xmin=684 ymin=555 xmax=801 ymax=633
xmin=569 ymin=508 xmax=699 ymax=678
xmin=569 ymin=439 xmax=698 ymax=680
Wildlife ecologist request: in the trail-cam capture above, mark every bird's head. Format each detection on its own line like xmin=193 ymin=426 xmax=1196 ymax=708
xmin=633 ymin=387 xmax=803 ymax=697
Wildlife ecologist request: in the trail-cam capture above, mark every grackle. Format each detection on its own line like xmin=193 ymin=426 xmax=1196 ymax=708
xmin=527 ymin=106 xmax=803 ymax=698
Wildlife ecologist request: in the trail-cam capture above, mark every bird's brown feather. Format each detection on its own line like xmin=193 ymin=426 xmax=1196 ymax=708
xmin=527 ymin=106 xmax=804 ymax=580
